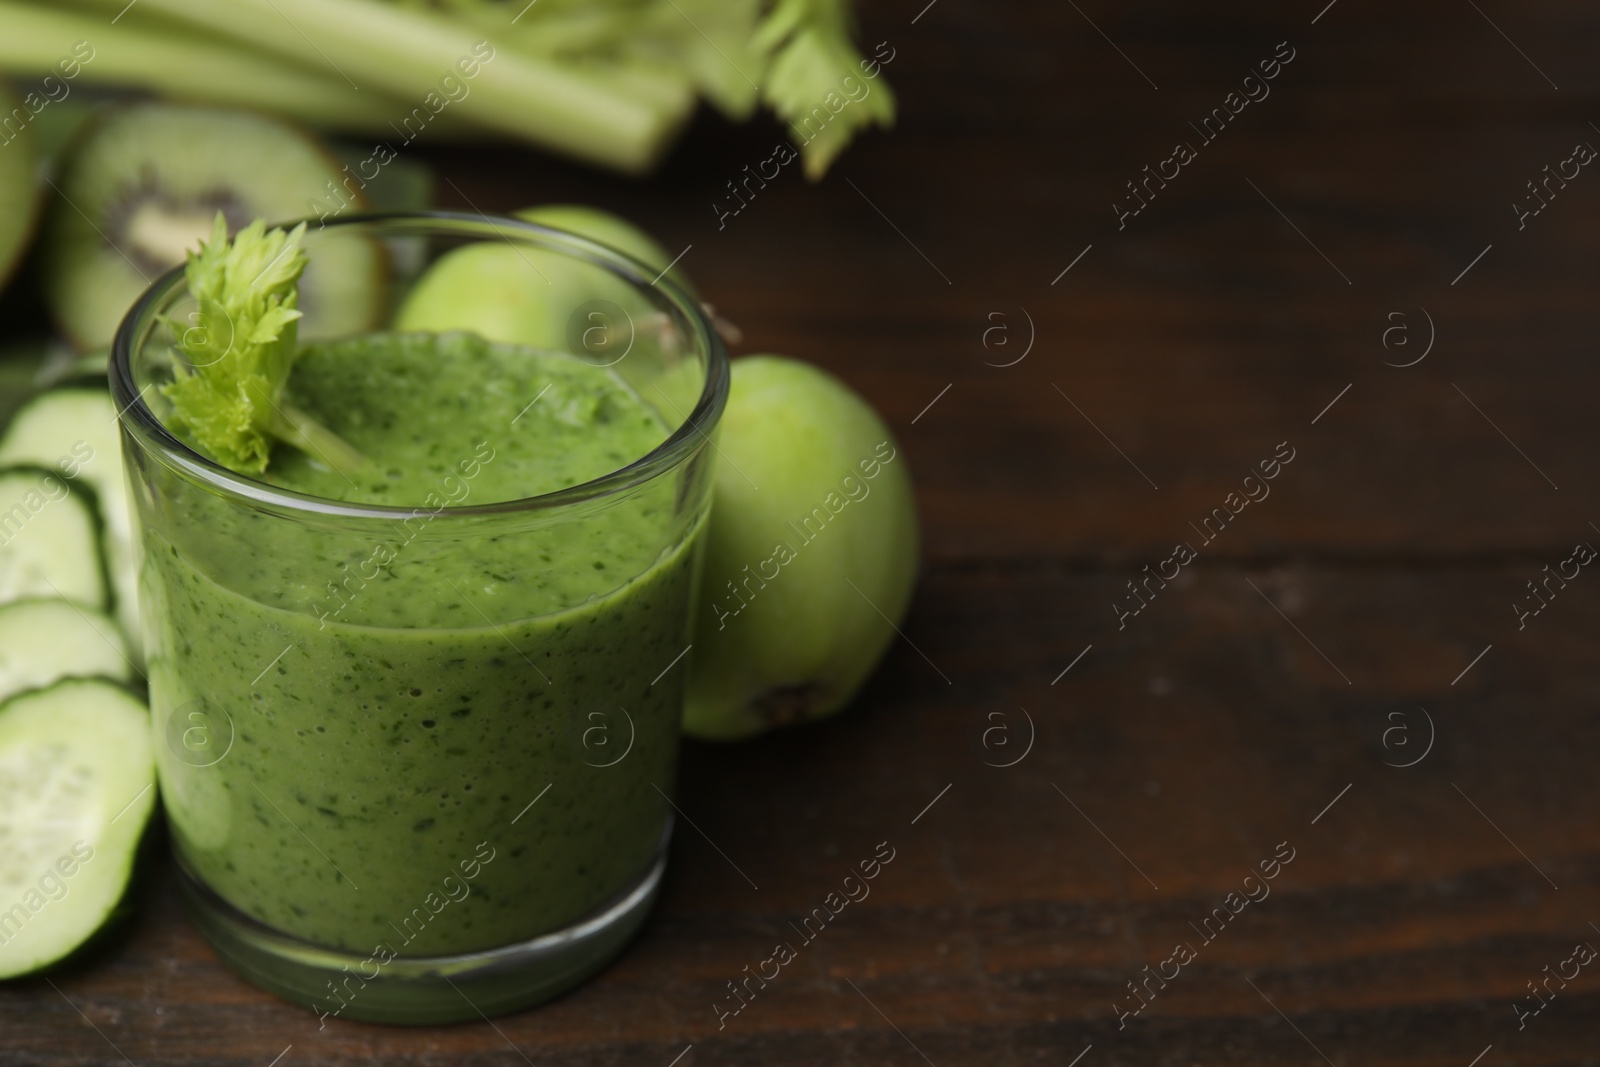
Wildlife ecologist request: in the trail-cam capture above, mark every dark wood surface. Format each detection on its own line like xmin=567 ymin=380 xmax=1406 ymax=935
xmin=7 ymin=0 xmax=1600 ymax=1063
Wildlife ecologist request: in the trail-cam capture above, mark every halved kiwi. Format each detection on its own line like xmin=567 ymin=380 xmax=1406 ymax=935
xmin=41 ymin=103 xmax=386 ymax=350
xmin=0 ymin=83 xmax=41 ymax=292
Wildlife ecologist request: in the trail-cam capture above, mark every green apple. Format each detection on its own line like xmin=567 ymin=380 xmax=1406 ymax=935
xmin=519 ymin=204 xmax=691 ymax=294
xmin=0 ymin=83 xmax=40 ymax=291
xmin=395 ymin=234 xmax=566 ymax=347
xmin=684 ymin=356 xmax=919 ymax=741
xmin=395 ymin=204 xmax=692 ymax=351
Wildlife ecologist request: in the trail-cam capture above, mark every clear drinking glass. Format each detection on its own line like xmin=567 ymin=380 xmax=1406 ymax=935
xmin=109 ymin=212 xmax=727 ymax=1023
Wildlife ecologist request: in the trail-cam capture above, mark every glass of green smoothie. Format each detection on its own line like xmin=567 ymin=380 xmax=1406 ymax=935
xmin=109 ymin=212 xmax=727 ymax=1023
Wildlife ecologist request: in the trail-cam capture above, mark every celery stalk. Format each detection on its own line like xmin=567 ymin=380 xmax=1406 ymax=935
xmin=0 ymin=2 xmax=414 ymax=136
xmin=429 ymin=0 xmax=764 ymax=122
xmin=573 ymin=60 xmax=698 ymax=127
xmin=62 ymin=0 xmax=680 ymax=173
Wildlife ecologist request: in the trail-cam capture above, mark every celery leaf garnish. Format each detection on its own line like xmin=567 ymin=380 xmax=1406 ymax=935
xmin=754 ymin=0 xmax=895 ymax=179
xmin=161 ymin=214 xmax=363 ymax=477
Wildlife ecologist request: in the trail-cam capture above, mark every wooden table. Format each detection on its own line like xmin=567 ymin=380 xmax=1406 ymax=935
xmin=6 ymin=0 xmax=1600 ymax=1062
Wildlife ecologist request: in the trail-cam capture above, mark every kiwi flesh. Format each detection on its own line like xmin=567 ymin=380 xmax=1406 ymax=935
xmin=42 ymin=103 xmax=385 ymax=350
xmin=0 ymin=83 xmax=41 ymax=292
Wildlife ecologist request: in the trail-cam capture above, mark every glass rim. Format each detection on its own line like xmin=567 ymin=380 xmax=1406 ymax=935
xmin=108 ymin=209 xmax=729 ymax=521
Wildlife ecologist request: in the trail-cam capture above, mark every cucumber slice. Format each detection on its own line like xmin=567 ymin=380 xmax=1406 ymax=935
xmin=0 ymin=599 xmax=132 ymax=704
xmin=0 ymin=467 xmax=107 ymax=610
xmin=0 ymin=390 xmax=140 ymax=661
xmin=0 ymin=679 xmax=155 ymax=978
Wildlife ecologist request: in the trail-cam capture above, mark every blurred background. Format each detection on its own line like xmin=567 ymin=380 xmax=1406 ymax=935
xmin=4 ymin=0 xmax=1600 ymax=1064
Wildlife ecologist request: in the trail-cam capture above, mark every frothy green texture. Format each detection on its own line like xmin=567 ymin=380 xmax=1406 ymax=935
xmin=274 ymin=331 xmax=667 ymax=506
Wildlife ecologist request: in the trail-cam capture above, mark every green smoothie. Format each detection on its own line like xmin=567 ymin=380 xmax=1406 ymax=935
xmin=143 ymin=331 xmax=702 ymax=957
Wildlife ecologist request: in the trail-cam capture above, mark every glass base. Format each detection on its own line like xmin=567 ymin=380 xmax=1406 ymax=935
xmin=173 ymin=824 xmax=670 ymax=1025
